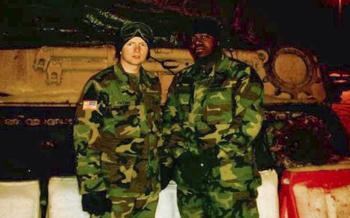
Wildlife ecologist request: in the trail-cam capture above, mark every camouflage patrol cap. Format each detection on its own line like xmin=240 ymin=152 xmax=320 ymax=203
xmin=118 ymin=21 xmax=154 ymax=48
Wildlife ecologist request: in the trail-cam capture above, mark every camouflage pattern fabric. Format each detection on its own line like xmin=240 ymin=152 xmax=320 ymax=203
xmin=161 ymin=55 xmax=264 ymax=218
xmin=74 ymin=64 xmax=162 ymax=218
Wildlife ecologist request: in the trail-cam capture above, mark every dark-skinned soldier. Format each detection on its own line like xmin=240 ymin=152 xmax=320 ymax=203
xmin=161 ymin=17 xmax=264 ymax=218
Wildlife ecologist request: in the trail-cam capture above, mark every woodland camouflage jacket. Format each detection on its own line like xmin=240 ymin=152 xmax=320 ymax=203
xmin=161 ymin=54 xmax=264 ymax=191
xmin=73 ymin=64 xmax=161 ymax=213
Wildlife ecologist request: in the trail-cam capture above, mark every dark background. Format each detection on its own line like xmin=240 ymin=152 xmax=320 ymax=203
xmin=248 ymin=0 xmax=350 ymax=70
xmin=0 ymin=0 xmax=349 ymax=69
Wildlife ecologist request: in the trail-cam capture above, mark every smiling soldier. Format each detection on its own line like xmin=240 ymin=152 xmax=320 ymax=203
xmin=161 ymin=17 xmax=264 ymax=218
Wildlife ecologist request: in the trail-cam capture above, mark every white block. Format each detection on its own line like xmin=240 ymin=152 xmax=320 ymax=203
xmin=256 ymin=169 xmax=279 ymax=218
xmin=294 ymin=183 xmax=350 ymax=218
xmin=294 ymin=184 xmax=328 ymax=218
xmin=326 ymin=185 xmax=350 ymax=218
xmin=46 ymin=176 xmax=89 ymax=218
xmin=155 ymin=181 xmax=181 ymax=218
xmin=0 ymin=180 xmax=41 ymax=218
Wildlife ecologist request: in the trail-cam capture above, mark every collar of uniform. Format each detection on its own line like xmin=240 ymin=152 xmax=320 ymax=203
xmin=113 ymin=63 xmax=156 ymax=93
xmin=139 ymin=68 xmax=153 ymax=88
xmin=194 ymin=50 xmax=223 ymax=75
xmin=196 ymin=49 xmax=222 ymax=68
xmin=215 ymin=55 xmax=234 ymax=73
xmin=113 ymin=63 xmax=128 ymax=83
xmin=113 ymin=63 xmax=142 ymax=83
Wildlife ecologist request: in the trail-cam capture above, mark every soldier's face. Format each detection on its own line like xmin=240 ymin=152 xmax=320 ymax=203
xmin=191 ymin=33 xmax=217 ymax=59
xmin=120 ymin=36 xmax=149 ymax=66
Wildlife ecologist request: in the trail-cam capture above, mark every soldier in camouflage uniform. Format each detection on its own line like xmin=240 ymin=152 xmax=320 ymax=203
xmin=74 ymin=22 xmax=161 ymax=218
xmin=161 ymin=17 xmax=264 ymax=218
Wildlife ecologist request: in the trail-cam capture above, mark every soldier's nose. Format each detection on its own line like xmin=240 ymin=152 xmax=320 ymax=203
xmin=134 ymin=46 xmax=141 ymax=52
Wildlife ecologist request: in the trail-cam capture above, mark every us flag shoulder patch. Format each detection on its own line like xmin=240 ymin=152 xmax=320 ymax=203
xmin=82 ymin=100 xmax=98 ymax=110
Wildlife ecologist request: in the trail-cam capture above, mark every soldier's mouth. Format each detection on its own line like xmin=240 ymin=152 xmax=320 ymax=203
xmin=195 ymin=47 xmax=206 ymax=52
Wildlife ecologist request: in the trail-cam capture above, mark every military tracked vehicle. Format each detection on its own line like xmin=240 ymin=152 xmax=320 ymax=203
xmin=0 ymin=46 xmax=348 ymax=179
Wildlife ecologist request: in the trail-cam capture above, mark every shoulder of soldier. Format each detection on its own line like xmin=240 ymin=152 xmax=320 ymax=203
xmin=142 ymin=68 xmax=158 ymax=80
xmin=219 ymin=55 xmax=260 ymax=81
xmin=142 ymin=68 xmax=161 ymax=88
xmin=181 ymin=64 xmax=195 ymax=74
xmin=90 ymin=65 xmax=115 ymax=83
xmin=175 ymin=64 xmax=196 ymax=84
xmin=81 ymin=65 xmax=115 ymax=95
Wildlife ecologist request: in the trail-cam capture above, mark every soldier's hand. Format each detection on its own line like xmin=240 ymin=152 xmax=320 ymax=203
xmin=82 ymin=191 xmax=112 ymax=215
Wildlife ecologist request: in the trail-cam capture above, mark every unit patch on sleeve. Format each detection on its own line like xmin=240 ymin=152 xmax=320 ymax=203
xmin=82 ymin=100 xmax=98 ymax=110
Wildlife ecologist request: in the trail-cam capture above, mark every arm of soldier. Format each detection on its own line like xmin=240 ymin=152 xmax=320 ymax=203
xmin=74 ymin=80 xmax=111 ymax=214
xmin=218 ymin=66 xmax=264 ymax=158
xmin=159 ymin=79 xmax=191 ymax=187
xmin=161 ymin=77 xmax=196 ymax=155
xmin=159 ymin=86 xmax=177 ymax=173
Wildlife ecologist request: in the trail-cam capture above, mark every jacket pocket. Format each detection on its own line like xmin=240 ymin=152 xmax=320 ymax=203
xmin=203 ymin=87 xmax=232 ymax=125
xmin=177 ymin=92 xmax=191 ymax=121
xmin=101 ymin=152 xmax=137 ymax=185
